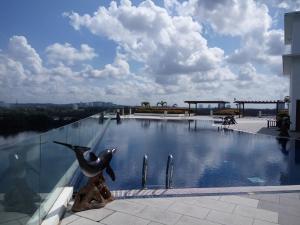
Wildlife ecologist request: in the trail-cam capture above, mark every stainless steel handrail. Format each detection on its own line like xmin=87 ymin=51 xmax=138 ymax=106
xmin=142 ymin=154 xmax=148 ymax=189
xmin=165 ymin=154 xmax=174 ymax=189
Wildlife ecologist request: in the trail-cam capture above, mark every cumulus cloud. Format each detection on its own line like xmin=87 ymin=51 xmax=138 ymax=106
xmin=64 ymin=0 xmax=227 ymax=83
xmin=0 ymin=0 xmax=291 ymax=104
xmin=167 ymin=0 xmax=285 ymax=75
xmin=0 ymin=35 xmax=140 ymax=103
xmin=260 ymin=0 xmax=300 ymax=10
xmin=82 ymin=54 xmax=130 ymax=79
xmin=172 ymin=0 xmax=272 ymax=36
xmin=46 ymin=43 xmax=97 ymax=65
xmin=8 ymin=36 xmax=43 ymax=74
xmin=227 ymin=29 xmax=285 ymax=74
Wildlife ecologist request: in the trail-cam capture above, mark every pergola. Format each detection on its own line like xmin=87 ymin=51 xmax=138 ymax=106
xmin=234 ymin=100 xmax=285 ymax=117
xmin=184 ymin=100 xmax=230 ymax=116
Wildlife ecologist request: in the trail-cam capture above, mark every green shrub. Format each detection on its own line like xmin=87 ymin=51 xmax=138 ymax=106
xmin=214 ymin=109 xmax=240 ymax=115
xmin=135 ymin=108 xmax=186 ymax=114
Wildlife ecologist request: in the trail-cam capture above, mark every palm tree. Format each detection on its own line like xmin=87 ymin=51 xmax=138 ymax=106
xmin=157 ymin=101 xmax=167 ymax=107
xmin=141 ymin=101 xmax=150 ymax=108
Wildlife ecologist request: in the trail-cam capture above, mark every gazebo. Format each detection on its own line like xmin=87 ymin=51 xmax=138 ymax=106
xmin=234 ymin=100 xmax=285 ymax=117
xmin=184 ymin=100 xmax=230 ymax=116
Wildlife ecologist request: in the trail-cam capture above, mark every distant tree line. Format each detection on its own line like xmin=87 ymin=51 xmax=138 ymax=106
xmin=0 ymin=106 xmax=110 ymax=136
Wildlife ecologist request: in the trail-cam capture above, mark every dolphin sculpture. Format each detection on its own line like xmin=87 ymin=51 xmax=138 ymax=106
xmin=53 ymin=141 xmax=116 ymax=180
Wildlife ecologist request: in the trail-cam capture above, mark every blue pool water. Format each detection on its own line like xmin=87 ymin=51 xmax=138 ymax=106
xmin=93 ymin=119 xmax=300 ymax=190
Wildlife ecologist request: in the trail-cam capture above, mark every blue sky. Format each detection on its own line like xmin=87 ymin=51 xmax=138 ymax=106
xmin=0 ymin=0 xmax=299 ymax=105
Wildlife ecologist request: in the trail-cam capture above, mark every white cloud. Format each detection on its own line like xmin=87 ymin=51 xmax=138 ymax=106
xmin=46 ymin=43 xmax=97 ymax=65
xmin=0 ymin=0 xmax=291 ymax=104
xmin=8 ymin=36 xmax=43 ymax=74
xmin=166 ymin=0 xmax=284 ymax=74
xmin=261 ymin=0 xmax=300 ymax=10
xmin=65 ymin=0 xmax=226 ymax=83
xmin=82 ymin=54 xmax=130 ymax=79
xmin=238 ymin=63 xmax=257 ymax=81
xmin=227 ymin=29 xmax=285 ymax=74
xmin=173 ymin=0 xmax=272 ymax=36
xmin=0 ymin=35 xmax=138 ymax=103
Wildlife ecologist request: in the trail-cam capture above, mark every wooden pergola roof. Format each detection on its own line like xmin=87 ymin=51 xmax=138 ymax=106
xmin=184 ymin=100 xmax=230 ymax=104
xmin=234 ymin=100 xmax=285 ymax=104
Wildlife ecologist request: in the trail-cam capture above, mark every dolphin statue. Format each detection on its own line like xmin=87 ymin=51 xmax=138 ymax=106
xmin=53 ymin=141 xmax=117 ymax=180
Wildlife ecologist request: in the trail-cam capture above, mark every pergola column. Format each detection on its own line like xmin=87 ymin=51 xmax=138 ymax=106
xmin=243 ymin=103 xmax=245 ymax=117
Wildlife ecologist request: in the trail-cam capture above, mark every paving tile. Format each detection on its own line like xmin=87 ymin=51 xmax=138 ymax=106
xmin=127 ymin=197 xmax=175 ymax=210
xmin=278 ymin=213 xmax=300 ymax=225
xmin=253 ymin=219 xmax=279 ymax=225
xmin=207 ymin=210 xmax=253 ymax=225
xmin=136 ymin=206 xmax=182 ymax=225
xmin=69 ymin=217 xmax=104 ymax=225
xmin=175 ymin=215 xmax=220 ymax=225
xmin=197 ymin=196 xmax=221 ymax=200
xmin=168 ymin=202 xmax=210 ymax=219
xmin=279 ymin=193 xmax=300 ymax=200
xmin=179 ymin=196 xmax=220 ymax=205
xmin=105 ymin=199 xmax=146 ymax=215
xmin=259 ymin=200 xmax=300 ymax=218
xmin=220 ymin=195 xmax=258 ymax=208
xmin=247 ymin=194 xmax=279 ymax=204
xmin=234 ymin=205 xmax=278 ymax=223
xmin=75 ymin=208 xmax=114 ymax=222
xmin=279 ymin=196 xmax=300 ymax=208
xmin=101 ymin=212 xmax=149 ymax=225
xmin=61 ymin=213 xmax=81 ymax=225
xmin=195 ymin=197 xmax=236 ymax=213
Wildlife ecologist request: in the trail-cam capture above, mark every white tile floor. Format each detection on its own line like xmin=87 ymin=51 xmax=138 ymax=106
xmin=61 ymin=192 xmax=300 ymax=225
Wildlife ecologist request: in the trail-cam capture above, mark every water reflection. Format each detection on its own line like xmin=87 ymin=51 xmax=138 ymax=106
xmin=0 ymin=144 xmax=40 ymax=215
xmin=188 ymin=120 xmax=197 ymax=131
xmin=140 ymin=119 xmax=151 ymax=129
xmin=99 ymin=119 xmax=300 ymax=190
xmin=276 ymin=137 xmax=289 ymax=155
xmin=72 ymin=121 xmax=80 ymax=128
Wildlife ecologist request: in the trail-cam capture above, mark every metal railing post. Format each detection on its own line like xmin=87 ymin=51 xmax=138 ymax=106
xmin=142 ymin=155 xmax=148 ymax=189
xmin=165 ymin=154 xmax=174 ymax=189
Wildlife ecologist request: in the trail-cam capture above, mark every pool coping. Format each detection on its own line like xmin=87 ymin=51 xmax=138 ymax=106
xmin=112 ymin=185 xmax=300 ymax=199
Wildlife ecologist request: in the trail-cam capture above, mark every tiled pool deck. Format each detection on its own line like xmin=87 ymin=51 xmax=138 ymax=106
xmin=60 ymin=116 xmax=300 ymax=225
xmin=61 ymin=191 xmax=300 ymax=225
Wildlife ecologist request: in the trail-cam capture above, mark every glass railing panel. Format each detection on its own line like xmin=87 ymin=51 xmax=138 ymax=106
xmin=37 ymin=113 xmax=111 ymax=222
xmin=0 ymin=113 xmax=111 ymax=225
xmin=0 ymin=135 xmax=41 ymax=225
xmin=37 ymin=125 xmax=74 ymax=222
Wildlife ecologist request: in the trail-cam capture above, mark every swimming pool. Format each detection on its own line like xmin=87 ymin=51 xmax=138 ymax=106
xmin=92 ymin=118 xmax=300 ymax=190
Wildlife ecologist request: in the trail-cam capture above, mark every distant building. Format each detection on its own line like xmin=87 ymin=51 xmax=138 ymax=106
xmin=218 ymin=102 xmax=226 ymax=109
xmin=283 ymin=11 xmax=300 ymax=131
xmin=73 ymin=104 xmax=79 ymax=110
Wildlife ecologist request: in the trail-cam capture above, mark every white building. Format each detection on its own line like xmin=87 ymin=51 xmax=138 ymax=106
xmin=283 ymin=11 xmax=300 ymax=131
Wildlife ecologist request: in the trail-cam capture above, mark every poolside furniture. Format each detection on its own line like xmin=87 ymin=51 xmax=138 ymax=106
xmin=222 ymin=116 xmax=237 ymax=125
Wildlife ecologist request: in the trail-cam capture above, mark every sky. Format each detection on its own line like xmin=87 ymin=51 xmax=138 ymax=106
xmin=0 ymin=0 xmax=299 ymax=106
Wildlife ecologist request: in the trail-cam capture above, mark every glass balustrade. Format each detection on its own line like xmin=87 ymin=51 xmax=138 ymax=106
xmin=0 ymin=113 xmax=111 ymax=225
